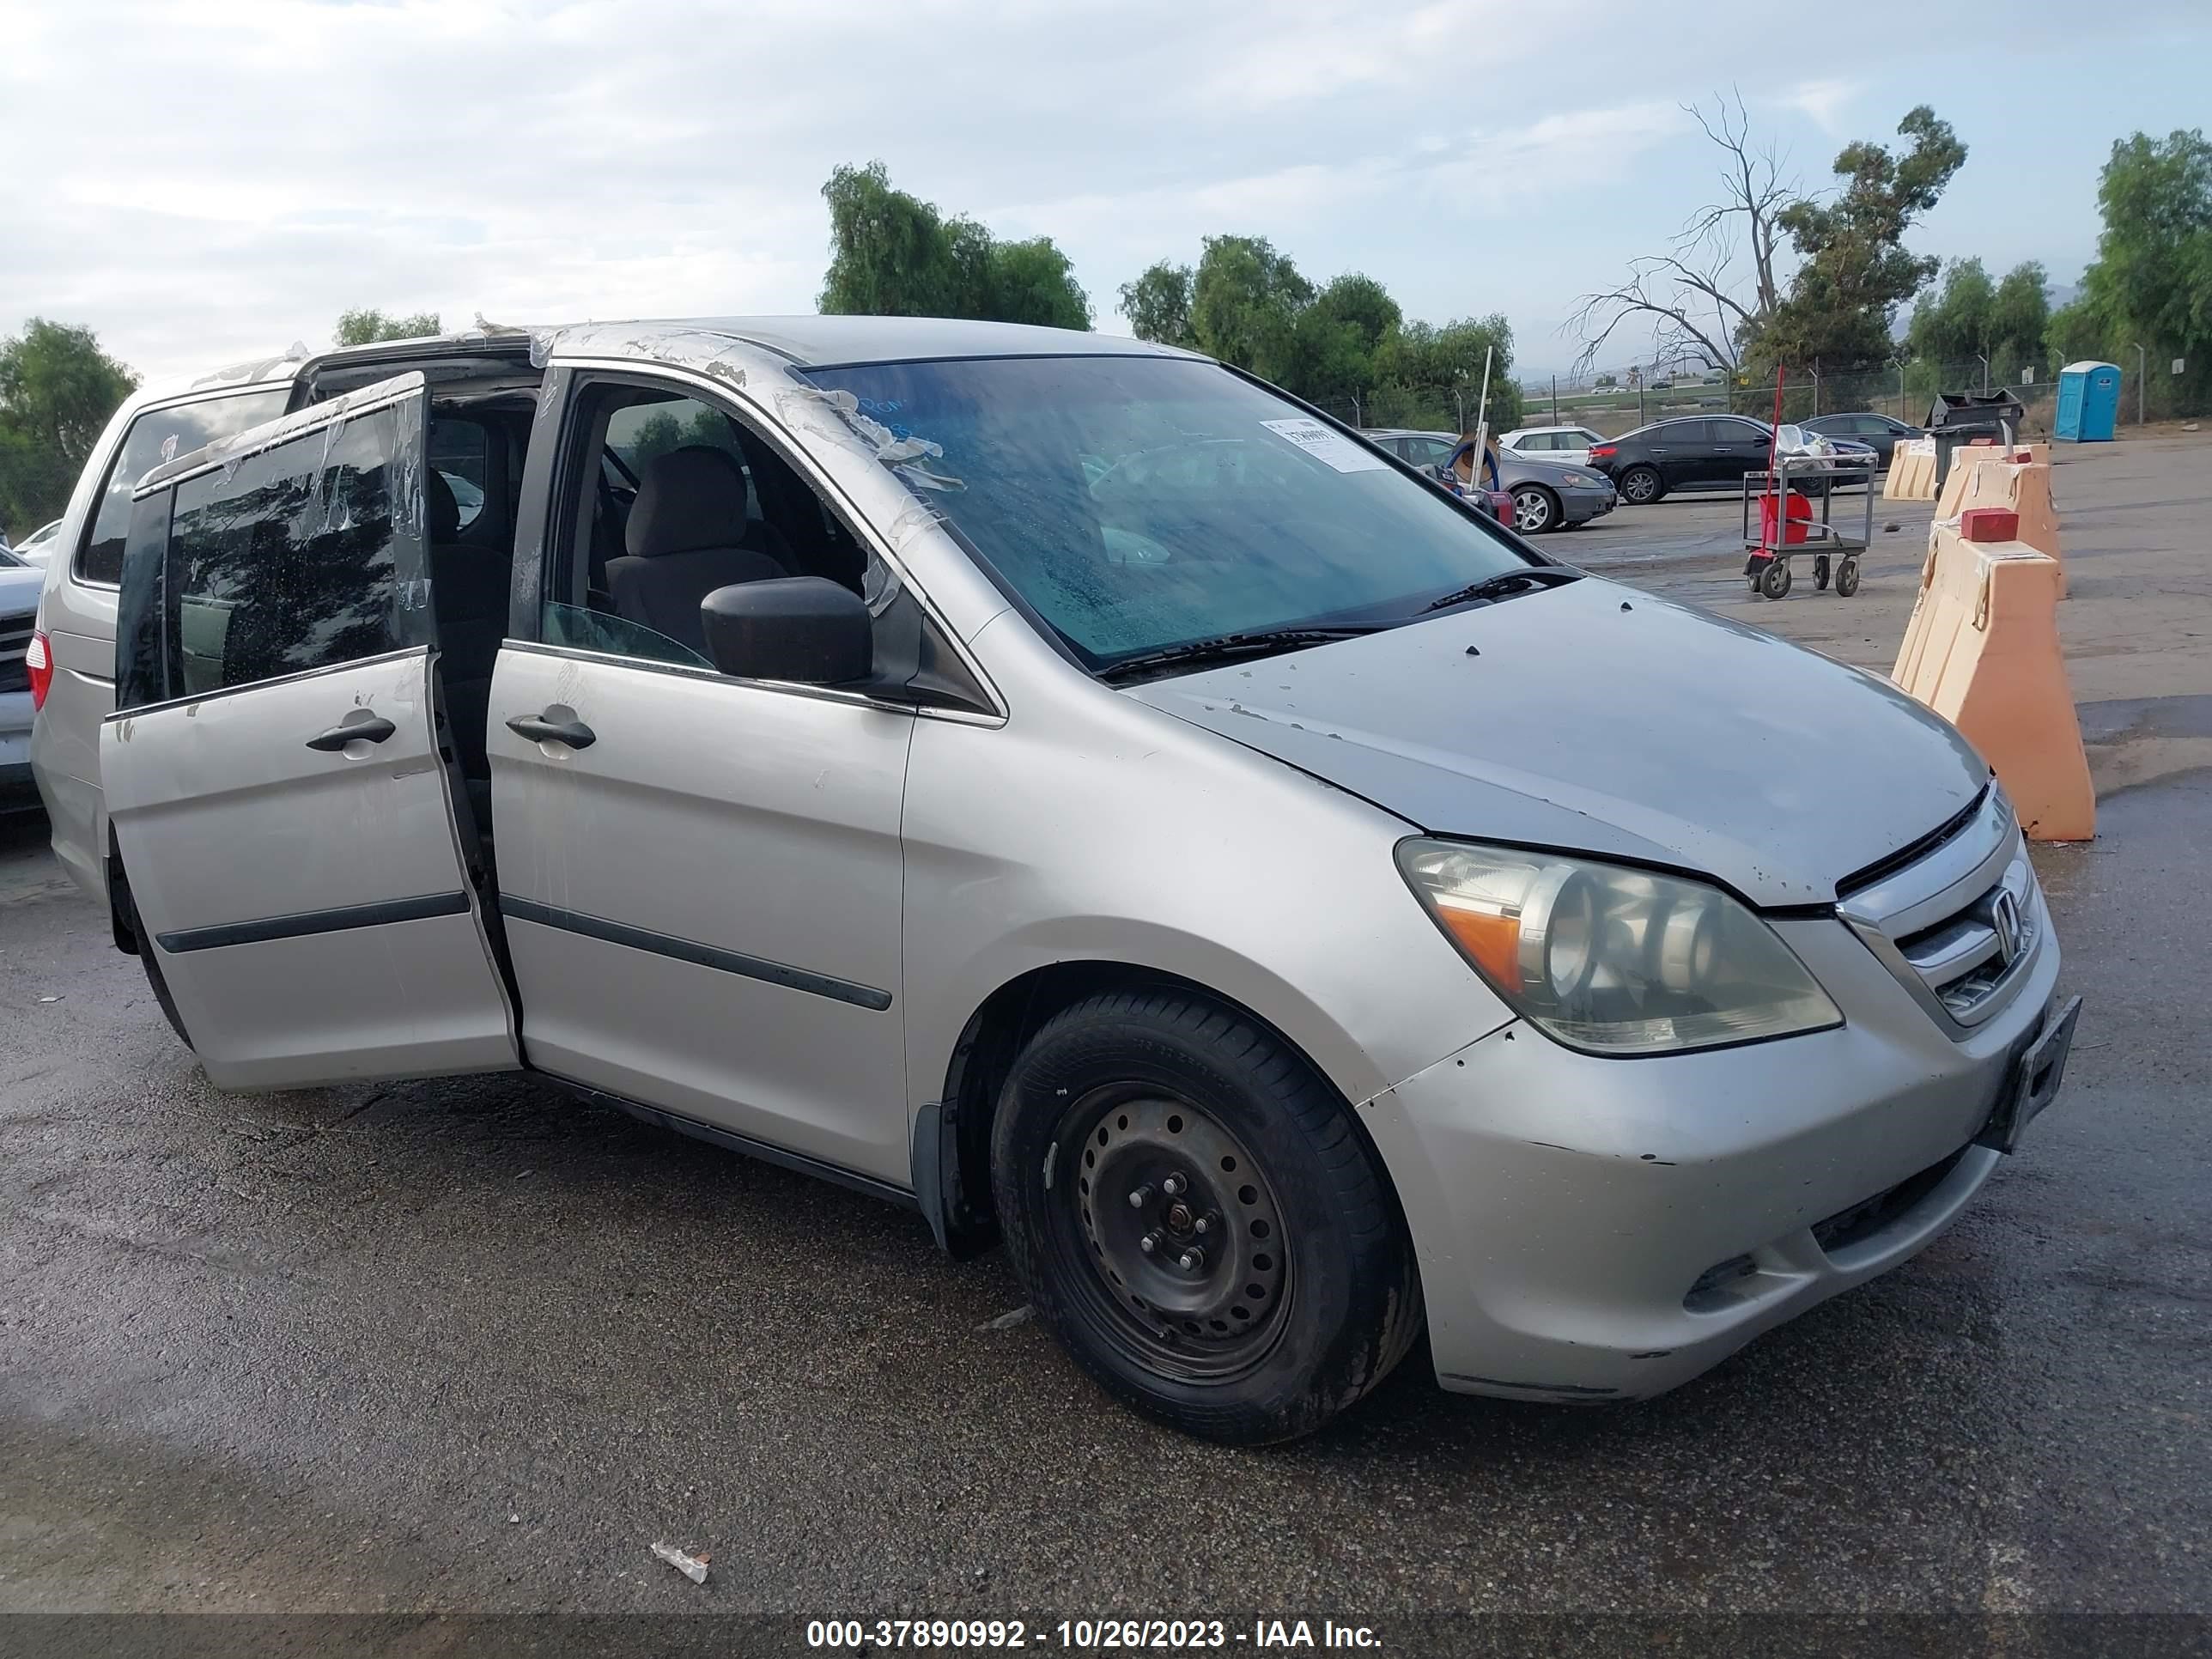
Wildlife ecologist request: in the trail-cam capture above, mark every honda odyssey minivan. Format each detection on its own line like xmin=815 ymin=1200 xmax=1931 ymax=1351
xmin=37 ymin=317 xmax=2078 ymax=1443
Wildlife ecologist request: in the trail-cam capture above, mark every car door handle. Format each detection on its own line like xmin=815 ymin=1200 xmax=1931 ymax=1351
xmin=306 ymin=715 xmax=397 ymax=751
xmin=506 ymin=714 xmax=597 ymax=750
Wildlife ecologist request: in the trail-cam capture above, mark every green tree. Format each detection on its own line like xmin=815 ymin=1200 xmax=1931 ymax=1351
xmin=0 ymin=318 xmax=138 ymax=534
xmin=1756 ymin=106 xmax=1968 ymax=371
xmin=2049 ymin=130 xmax=2212 ymax=414
xmin=981 ymin=236 xmax=1094 ymax=331
xmin=1572 ymin=95 xmax=1964 ymax=376
xmin=1907 ymin=258 xmax=2050 ymax=382
xmin=1187 ymin=234 xmax=1314 ymax=385
xmin=1118 ymin=261 xmax=1196 ymax=349
xmin=1990 ymin=261 xmax=2051 ymax=374
xmin=1122 ymin=235 xmax=1517 ymax=433
xmin=1290 ymin=272 xmax=1402 ymax=404
xmin=1906 ymin=258 xmax=1997 ymax=362
xmin=335 ymin=307 xmax=441 ymax=346
xmin=819 ymin=162 xmax=1092 ymax=329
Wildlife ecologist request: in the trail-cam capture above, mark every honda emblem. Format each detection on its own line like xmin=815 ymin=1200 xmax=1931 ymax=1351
xmin=1991 ymin=890 xmax=2023 ymax=966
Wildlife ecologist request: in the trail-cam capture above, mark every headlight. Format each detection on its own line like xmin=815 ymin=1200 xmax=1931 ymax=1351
xmin=1397 ymin=840 xmax=1841 ymax=1054
xmin=1559 ymin=470 xmax=1598 ymax=486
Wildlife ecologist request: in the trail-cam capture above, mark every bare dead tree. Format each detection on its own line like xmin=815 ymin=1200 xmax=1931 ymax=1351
xmin=1567 ymin=89 xmax=1797 ymax=375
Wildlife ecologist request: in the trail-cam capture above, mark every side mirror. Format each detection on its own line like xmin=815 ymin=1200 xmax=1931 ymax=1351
xmin=701 ymin=576 xmax=872 ymax=685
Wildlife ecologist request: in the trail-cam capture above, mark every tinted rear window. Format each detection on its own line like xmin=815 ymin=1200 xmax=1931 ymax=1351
xmin=77 ymin=389 xmax=291 ymax=586
xmin=162 ymin=408 xmax=402 ymax=697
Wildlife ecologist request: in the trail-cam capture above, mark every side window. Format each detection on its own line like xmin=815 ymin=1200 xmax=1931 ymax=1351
xmin=429 ymin=418 xmax=490 ymax=533
xmin=543 ymin=375 xmax=978 ymax=709
xmin=162 ymin=408 xmax=403 ymax=697
xmin=548 ymin=379 xmax=887 ymax=673
xmin=77 ymin=389 xmax=291 ymax=586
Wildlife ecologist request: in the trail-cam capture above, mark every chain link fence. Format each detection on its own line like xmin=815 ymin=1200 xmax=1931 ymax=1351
xmin=1505 ymin=362 xmax=2054 ymax=437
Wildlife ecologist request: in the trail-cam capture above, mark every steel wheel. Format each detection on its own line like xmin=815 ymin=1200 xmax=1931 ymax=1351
xmin=1063 ymin=1090 xmax=1290 ymax=1379
xmin=1620 ymin=466 xmax=1661 ymax=505
xmin=1759 ymin=557 xmax=1792 ymax=599
xmin=1511 ymin=487 xmax=1557 ymax=533
xmin=991 ymin=988 xmax=1424 ymax=1443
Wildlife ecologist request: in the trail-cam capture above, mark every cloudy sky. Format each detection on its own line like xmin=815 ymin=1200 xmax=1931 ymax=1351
xmin=4 ymin=0 xmax=2208 ymax=389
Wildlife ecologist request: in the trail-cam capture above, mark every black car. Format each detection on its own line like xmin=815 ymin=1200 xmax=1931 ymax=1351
xmin=1587 ymin=415 xmax=1780 ymax=504
xmin=1800 ymin=411 xmax=1923 ymax=469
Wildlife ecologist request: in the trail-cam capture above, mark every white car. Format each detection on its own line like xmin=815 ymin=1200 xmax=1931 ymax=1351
xmin=12 ymin=519 xmax=63 ymax=566
xmin=1499 ymin=425 xmax=1606 ymax=467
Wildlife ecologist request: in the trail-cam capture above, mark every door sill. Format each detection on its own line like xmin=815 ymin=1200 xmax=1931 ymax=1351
xmin=536 ymin=1070 xmax=921 ymax=1212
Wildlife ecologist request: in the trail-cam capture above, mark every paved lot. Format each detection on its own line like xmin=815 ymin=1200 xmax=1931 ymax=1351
xmin=1 ymin=438 xmax=2207 ymax=1650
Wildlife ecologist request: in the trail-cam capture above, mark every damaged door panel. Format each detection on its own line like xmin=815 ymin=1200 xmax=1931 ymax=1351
xmin=100 ymin=374 xmax=520 ymax=1090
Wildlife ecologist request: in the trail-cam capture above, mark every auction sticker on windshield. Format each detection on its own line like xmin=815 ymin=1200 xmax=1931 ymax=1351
xmin=1260 ymin=418 xmax=1389 ymax=473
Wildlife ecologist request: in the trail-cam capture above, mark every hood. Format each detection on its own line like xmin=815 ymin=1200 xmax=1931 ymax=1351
xmin=1125 ymin=577 xmax=1986 ymax=907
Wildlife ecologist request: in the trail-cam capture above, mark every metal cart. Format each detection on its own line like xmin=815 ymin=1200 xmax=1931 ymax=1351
xmin=1738 ymin=452 xmax=1878 ymax=599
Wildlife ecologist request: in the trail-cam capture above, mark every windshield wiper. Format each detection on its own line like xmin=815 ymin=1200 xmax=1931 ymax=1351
xmin=1099 ymin=624 xmax=1388 ymax=684
xmin=1419 ymin=564 xmax=1582 ymax=614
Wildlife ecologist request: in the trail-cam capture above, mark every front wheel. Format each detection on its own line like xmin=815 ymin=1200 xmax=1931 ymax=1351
xmin=1619 ymin=465 xmax=1662 ymax=506
xmin=1759 ymin=557 xmax=1793 ymax=599
xmin=991 ymin=989 xmax=1422 ymax=1445
xmin=1834 ymin=558 xmax=1861 ymax=598
xmin=1511 ymin=486 xmax=1559 ymax=534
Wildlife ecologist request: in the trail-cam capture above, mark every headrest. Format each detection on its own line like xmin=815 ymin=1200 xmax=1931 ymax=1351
xmin=626 ymin=446 xmax=749 ymax=559
xmin=426 ymin=467 xmax=461 ymax=542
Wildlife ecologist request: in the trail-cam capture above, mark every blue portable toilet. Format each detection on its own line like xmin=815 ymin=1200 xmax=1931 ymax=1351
xmin=2055 ymin=361 xmax=2122 ymax=441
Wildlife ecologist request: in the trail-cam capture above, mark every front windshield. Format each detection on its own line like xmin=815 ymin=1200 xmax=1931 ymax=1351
xmin=799 ymin=356 xmax=1533 ymax=670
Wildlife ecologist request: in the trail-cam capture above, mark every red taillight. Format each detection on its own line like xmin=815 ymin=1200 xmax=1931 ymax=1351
xmin=26 ymin=629 xmax=53 ymax=711
xmin=1589 ymin=444 xmax=1618 ymax=460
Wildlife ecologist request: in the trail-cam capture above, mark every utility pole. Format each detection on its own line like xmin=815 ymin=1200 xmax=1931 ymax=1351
xmin=2133 ymin=343 xmax=2148 ymax=424
xmin=1890 ymin=356 xmax=1907 ymax=422
xmin=1551 ymin=375 xmax=1559 ymax=422
xmin=1976 ymin=353 xmax=1990 ymax=394
xmin=1811 ymin=364 xmax=1820 ymax=418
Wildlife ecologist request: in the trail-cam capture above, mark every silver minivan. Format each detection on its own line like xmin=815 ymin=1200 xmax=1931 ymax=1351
xmin=49 ymin=318 xmax=2078 ymax=1443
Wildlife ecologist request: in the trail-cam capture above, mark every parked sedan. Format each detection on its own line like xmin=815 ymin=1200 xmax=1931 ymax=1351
xmin=1590 ymin=416 xmax=1875 ymax=504
xmin=1369 ymin=429 xmax=1616 ymax=532
xmin=1588 ymin=415 xmax=1779 ymax=504
xmin=11 ymin=520 xmax=63 ymax=565
xmin=2 ymin=544 xmax=44 ymax=812
xmin=1500 ymin=424 xmax=1606 ymax=467
xmin=1801 ymin=411 xmax=1923 ymax=469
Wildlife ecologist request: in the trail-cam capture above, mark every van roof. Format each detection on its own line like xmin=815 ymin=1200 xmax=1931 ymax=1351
xmin=143 ymin=315 xmax=1199 ymax=411
xmin=516 ymin=314 xmax=1199 ymax=369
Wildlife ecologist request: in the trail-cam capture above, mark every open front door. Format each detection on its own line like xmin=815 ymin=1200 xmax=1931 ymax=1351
xmin=100 ymin=373 xmax=520 ymax=1091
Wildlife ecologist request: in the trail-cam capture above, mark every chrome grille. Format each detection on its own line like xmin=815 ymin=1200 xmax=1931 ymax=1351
xmin=0 ymin=617 xmax=31 ymax=695
xmin=1838 ymin=790 xmax=2043 ymax=1034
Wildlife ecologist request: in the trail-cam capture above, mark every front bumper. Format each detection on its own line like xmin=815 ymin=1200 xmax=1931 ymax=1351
xmin=1363 ymin=902 xmax=2064 ymax=1401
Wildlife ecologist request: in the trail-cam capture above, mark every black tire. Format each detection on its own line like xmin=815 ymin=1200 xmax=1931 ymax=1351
xmin=1510 ymin=485 xmax=1559 ymax=534
xmin=1619 ymin=465 xmax=1663 ymax=506
xmin=1814 ymin=556 xmax=1831 ymax=591
xmin=112 ymin=855 xmax=193 ymax=1049
xmin=1759 ymin=558 xmax=1793 ymax=599
xmin=1835 ymin=558 xmax=1861 ymax=598
xmin=991 ymin=988 xmax=1422 ymax=1445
